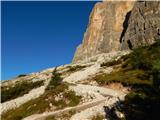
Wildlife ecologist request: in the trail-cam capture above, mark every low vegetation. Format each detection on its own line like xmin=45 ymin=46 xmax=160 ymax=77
xmin=2 ymin=68 xmax=81 ymax=120
xmin=46 ymin=67 xmax=63 ymax=90
xmin=17 ymin=74 xmax=27 ymax=77
xmin=100 ymin=53 xmax=130 ymax=68
xmin=1 ymin=80 xmax=44 ymax=103
xmin=94 ymin=70 xmax=151 ymax=87
xmin=101 ymin=59 xmax=122 ymax=67
xmin=91 ymin=114 xmax=105 ymax=120
xmin=67 ymin=65 xmax=86 ymax=73
xmin=96 ymin=40 xmax=160 ymax=120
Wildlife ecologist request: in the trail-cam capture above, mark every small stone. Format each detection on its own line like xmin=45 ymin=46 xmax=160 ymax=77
xmin=49 ymin=103 xmax=53 ymax=107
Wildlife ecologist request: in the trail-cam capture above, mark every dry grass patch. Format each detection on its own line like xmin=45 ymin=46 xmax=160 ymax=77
xmin=1 ymin=83 xmax=81 ymax=120
xmin=1 ymin=80 xmax=44 ymax=103
xmin=66 ymin=65 xmax=86 ymax=73
xmin=94 ymin=69 xmax=151 ymax=87
xmin=91 ymin=114 xmax=105 ymax=120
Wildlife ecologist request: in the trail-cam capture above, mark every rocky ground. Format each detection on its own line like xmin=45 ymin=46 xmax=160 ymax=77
xmin=1 ymin=51 xmax=130 ymax=120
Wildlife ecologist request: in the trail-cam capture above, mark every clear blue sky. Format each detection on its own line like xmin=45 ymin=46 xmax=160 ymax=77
xmin=2 ymin=1 xmax=98 ymax=80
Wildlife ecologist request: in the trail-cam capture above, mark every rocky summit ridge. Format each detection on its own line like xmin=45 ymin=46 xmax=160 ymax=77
xmin=72 ymin=1 xmax=160 ymax=64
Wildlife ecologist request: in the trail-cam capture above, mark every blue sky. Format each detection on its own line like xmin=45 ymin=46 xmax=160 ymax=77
xmin=2 ymin=1 xmax=98 ymax=80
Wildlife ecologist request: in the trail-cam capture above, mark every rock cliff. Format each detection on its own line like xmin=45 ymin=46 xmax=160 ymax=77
xmin=72 ymin=1 xmax=160 ymax=64
xmin=121 ymin=1 xmax=160 ymax=50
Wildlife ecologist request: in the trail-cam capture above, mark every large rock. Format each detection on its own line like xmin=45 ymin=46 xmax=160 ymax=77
xmin=72 ymin=1 xmax=160 ymax=64
xmin=121 ymin=1 xmax=160 ymax=50
xmin=72 ymin=1 xmax=134 ymax=63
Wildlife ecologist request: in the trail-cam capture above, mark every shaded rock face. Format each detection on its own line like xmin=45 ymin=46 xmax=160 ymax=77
xmin=72 ymin=1 xmax=134 ymax=63
xmin=73 ymin=1 xmax=160 ymax=64
xmin=121 ymin=1 xmax=160 ymax=50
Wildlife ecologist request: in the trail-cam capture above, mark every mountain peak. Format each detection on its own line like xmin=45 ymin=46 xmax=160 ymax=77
xmin=72 ymin=1 xmax=160 ymax=64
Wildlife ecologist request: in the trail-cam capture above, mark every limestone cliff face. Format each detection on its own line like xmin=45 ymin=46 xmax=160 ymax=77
xmin=72 ymin=1 xmax=134 ymax=63
xmin=72 ymin=1 xmax=160 ymax=64
xmin=121 ymin=1 xmax=160 ymax=50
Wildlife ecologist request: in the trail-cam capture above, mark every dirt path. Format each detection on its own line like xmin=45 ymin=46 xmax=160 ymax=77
xmin=22 ymin=83 xmax=125 ymax=120
xmin=22 ymin=99 xmax=106 ymax=120
xmin=22 ymin=63 xmax=126 ymax=120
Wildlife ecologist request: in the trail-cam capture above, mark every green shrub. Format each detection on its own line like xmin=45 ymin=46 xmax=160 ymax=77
xmin=152 ymin=60 xmax=160 ymax=90
xmin=1 ymin=80 xmax=44 ymax=103
xmin=46 ymin=67 xmax=62 ymax=90
xmin=127 ymin=47 xmax=152 ymax=70
xmin=125 ymin=92 xmax=147 ymax=104
xmin=123 ymin=40 xmax=160 ymax=71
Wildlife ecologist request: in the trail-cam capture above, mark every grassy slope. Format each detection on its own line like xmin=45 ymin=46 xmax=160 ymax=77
xmin=120 ymin=41 xmax=160 ymax=120
xmin=2 ymin=69 xmax=81 ymax=120
xmin=2 ymin=41 xmax=160 ymax=120
xmin=95 ymin=40 xmax=160 ymax=120
xmin=1 ymin=80 xmax=44 ymax=103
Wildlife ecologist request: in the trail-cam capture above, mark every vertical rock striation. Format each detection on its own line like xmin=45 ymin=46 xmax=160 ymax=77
xmin=72 ymin=1 xmax=160 ymax=64
xmin=121 ymin=1 xmax=160 ymax=50
xmin=72 ymin=1 xmax=134 ymax=63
